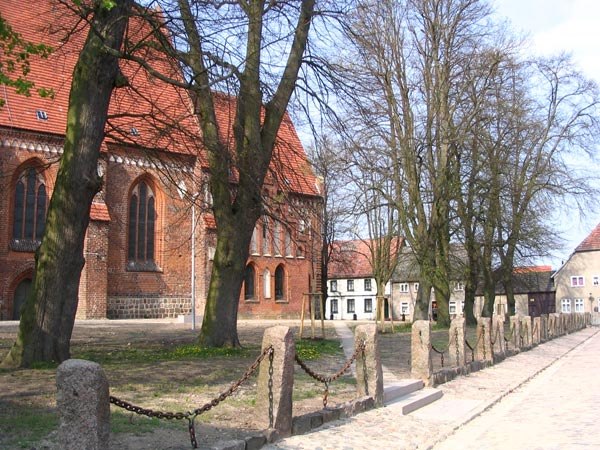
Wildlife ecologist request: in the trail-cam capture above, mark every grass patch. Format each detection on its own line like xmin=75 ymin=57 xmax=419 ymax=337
xmin=0 ymin=408 xmax=57 ymax=449
xmin=74 ymin=344 xmax=258 ymax=365
xmin=295 ymin=338 xmax=342 ymax=360
xmin=110 ymin=410 xmax=176 ymax=434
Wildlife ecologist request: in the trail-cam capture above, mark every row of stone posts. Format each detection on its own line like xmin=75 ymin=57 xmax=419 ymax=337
xmin=56 ymin=324 xmax=383 ymax=450
xmin=411 ymin=312 xmax=591 ymax=386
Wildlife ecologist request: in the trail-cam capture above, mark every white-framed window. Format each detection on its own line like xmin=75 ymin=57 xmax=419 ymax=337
xmin=364 ymin=298 xmax=373 ymax=313
xmin=400 ymin=302 xmax=409 ymax=314
xmin=413 ymin=283 xmax=419 ymax=293
xmin=347 ymin=298 xmax=355 ymax=313
xmin=263 ymin=269 xmax=271 ymax=298
xmin=571 ymin=276 xmax=584 ymax=287
xmin=330 ymin=280 xmax=337 ymax=292
xmin=330 ymin=299 xmax=338 ymax=314
xmin=399 ymin=283 xmax=409 ymax=293
xmin=574 ymin=298 xmax=585 ymax=312
xmin=453 ymin=281 xmax=464 ymax=291
xmin=284 ymin=228 xmax=293 ymax=257
xmin=449 ymin=301 xmax=457 ymax=314
xmin=250 ymin=226 xmax=259 ymax=255
xmin=364 ymin=278 xmax=372 ymax=291
xmin=273 ymin=221 xmax=282 ymax=256
xmin=261 ymin=217 xmax=270 ymax=255
xmin=594 ymin=276 xmax=599 ymax=286
xmin=347 ymin=279 xmax=354 ymax=292
xmin=561 ymin=298 xmax=571 ymax=313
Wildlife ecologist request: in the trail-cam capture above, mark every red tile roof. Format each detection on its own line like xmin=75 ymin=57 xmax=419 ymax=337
xmin=329 ymin=238 xmax=403 ymax=279
xmin=0 ymin=0 xmax=318 ymax=197
xmin=329 ymin=240 xmax=373 ymax=278
xmin=90 ymin=202 xmax=110 ymax=222
xmin=203 ymin=215 xmax=217 ymax=230
xmin=575 ymin=222 xmax=600 ymax=252
xmin=513 ymin=265 xmax=553 ymax=273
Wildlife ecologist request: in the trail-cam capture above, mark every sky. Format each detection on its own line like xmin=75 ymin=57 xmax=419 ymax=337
xmin=490 ymin=0 xmax=600 ymax=267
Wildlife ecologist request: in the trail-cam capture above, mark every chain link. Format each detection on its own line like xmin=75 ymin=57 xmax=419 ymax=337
xmin=455 ymin=327 xmax=460 ymax=367
xmin=295 ymin=340 xmax=366 ymax=407
xmin=482 ymin=324 xmax=486 ymax=360
xmin=268 ymin=349 xmax=274 ymax=428
xmin=109 ymin=345 xmax=274 ymax=449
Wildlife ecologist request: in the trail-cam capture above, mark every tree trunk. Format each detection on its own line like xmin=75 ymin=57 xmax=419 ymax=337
xmin=198 ymin=214 xmax=255 ymax=347
xmin=188 ymin=0 xmax=315 ymax=347
xmin=2 ymin=0 xmax=131 ymax=368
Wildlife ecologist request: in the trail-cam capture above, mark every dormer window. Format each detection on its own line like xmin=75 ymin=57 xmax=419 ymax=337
xmin=36 ymin=110 xmax=49 ymax=121
xmin=130 ymin=127 xmax=140 ymax=136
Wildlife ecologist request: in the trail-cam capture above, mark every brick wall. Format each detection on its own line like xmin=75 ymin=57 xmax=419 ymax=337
xmin=77 ymin=219 xmax=109 ymax=319
xmin=0 ymin=134 xmax=61 ymax=319
xmin=107 ymin=296 xmax=191 ymax=319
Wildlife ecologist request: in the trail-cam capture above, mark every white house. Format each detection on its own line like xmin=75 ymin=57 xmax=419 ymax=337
xmin=326 ymin=239 xmax=392 ymax=320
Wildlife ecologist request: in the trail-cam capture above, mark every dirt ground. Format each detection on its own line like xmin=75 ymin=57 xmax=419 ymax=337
xmin=0 ymin=319 xmax=382 ymax=450
xmin=0 ymin=319 xmax=462 ymax=449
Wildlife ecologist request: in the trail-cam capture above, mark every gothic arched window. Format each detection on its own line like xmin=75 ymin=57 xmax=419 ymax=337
xmin=275 ymin=265 xmax=285 ymax=300
xmin=12 ymin=167 xmax=47 ymax=251
xmin=128 ymin=180 xmax=156 ymax=269
xmin=244 ymin=264 xmax=256 ymax=300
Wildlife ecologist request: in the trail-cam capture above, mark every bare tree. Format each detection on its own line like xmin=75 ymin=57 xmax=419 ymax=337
xmin=2 ymin=0 xmax=132 ymax=367
xmin=339 ymin=0 xmax=495 ymax=326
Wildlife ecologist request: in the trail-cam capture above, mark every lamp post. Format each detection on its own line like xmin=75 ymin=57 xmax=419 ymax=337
xmin=178 ymin=181 xmax=196 ymax=330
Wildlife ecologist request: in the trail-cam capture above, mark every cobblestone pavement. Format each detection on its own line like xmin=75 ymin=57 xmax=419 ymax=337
xmin=265 ymin=327 xmax=599 ymax=450
xmin=433 ymin=327 xmax=600 ymax=450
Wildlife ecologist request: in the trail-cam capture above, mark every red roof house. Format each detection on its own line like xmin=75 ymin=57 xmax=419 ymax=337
xmin=0 ymin=0 xmax=321 ymax=320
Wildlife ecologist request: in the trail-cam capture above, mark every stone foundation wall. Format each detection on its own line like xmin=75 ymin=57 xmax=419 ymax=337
xmin=107 ymin=296 xmax=191 ymax=319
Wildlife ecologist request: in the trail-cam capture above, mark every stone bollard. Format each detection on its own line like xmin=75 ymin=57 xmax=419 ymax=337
xmin=520 ymin=316 xmax=532 ymax=349
xmin=56 ymin=359 xmax=110 ymax=450
xmin=510 ymin=315 xmax=521 ymax=350
xmin=411 ymin=320 xmax=433 ymax=386
xmin=532 ymin=317 xmax=541 ymax=345
xmin=449 ymin=317 xmax=466 ymax=367
xmin=541 ymin=314 xmax=548 ymax=341
xmin=492 ymin=316 xmax=505 ymax=358
xmin=355 ymin=324 xmax=384 ymax=406
xmin=257 ymin=326 xmax=295 ymax=437
xmin=475 ymin=317 xmax=493 ymax=362
xmin=559 ymin=313 xmax=566 ymax=335
xmin=548 ymin=313 xmax=557 ymax=338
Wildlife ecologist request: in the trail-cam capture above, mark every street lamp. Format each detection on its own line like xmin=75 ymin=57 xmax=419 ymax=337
xmin=178 ymin=180 xmax=196 ymax=331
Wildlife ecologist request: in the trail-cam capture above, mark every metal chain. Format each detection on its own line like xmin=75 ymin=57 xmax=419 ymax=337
xmin=464 ymin=338 xmax=474 ymax=362
xmin=295 ymin=340 xmax=366 ymax=407
xmin=268 ymin=349 xmax=274 ymax=428
xmin=482 ymin=324 xmax=486 ymax=360
xmin=109 ymin=345 xmax=274 ymax=449
xmin=454 ymin=327 xmax=460 ymax=367
xmin=430 ymin=344 xmax=446 ymax=368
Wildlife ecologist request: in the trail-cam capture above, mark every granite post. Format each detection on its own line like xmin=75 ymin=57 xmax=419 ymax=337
xmin=411 ymin=320 xmax=433 ymax=386
xmin=492 ymin=316 xmax=505 ymax=358
xmin=510 ymin=315 xmax=521 ymax=349
xmin=449 ymin=317 xmax=466 ymax=367
xmin=532 ymin=316 xmax=541 ymax=345
xmin=355 ymin=324 xmax=384 ymax=406
xmin=541 ymin=314 xmax=548 ymax=341
xmin=475 ymin=317 xmax=493 ymax=362
xmin=520 ymin=316 xmax=532 ymax=349
xmin=56 ymin=359 xmax=110 ymax=450
xmin=257 ymin=326 xmax=295 ymax=437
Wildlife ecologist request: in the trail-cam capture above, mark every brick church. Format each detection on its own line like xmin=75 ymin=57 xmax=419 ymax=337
xmin=0 ymin=0 xmax=322 ymax=320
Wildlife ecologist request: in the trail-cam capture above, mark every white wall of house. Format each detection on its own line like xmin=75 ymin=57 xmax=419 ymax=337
xmin=554 ymin=251 xmax=600 ymax=314
xmin=473 ymin=294 xmax=529 ymax=318
xmin=391 ymin=281 xmax=466 ymax=322
xmin=325 ymin=277 xmax=390 ymax=320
